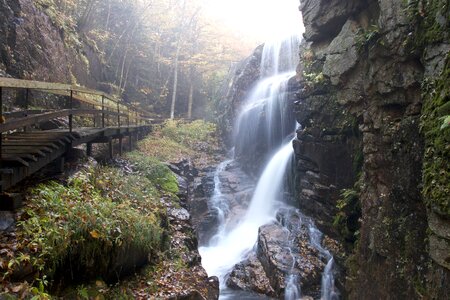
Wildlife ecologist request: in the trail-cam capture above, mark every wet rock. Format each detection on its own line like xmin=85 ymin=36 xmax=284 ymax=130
xmin=192 ymin=161 xmax=255 ymax=246
xmin=227 ymin=253 xmax=275 ymax=297
xmin=169 ymin=208 xmax=190 ymax=221
xmin=0 ymin=211 xmax=14 ymax=231
xmin=257 ymin=222 xmax=323 ymax=297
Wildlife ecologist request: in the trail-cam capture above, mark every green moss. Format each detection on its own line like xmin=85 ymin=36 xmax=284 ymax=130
xmin=421 ymin=54 xmax=450 ymax=217
xmin=333 ymin=185 xmax=362 ymax=246
xmin=407 ymin=0 xmax=449 ymax=47
xmin=125 ymin=151 xmax=179 ymax=195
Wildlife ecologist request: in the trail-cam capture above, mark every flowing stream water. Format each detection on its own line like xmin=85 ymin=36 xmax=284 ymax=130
xmin=199 ymin=3 xmax=338 ymax=299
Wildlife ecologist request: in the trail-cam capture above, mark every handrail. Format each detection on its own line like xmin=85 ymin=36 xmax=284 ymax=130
xmin=0 ymin=109 xmax=132 ymax=133
xmin=0 ymin=77 xmax=153 ymax=124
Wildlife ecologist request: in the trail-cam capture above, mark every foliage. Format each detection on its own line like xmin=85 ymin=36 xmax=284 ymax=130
xmin=125 ymin=152 xmax=179 ymax=194
xmin=32 ymin=0 xmax=250 ymax=118
xmin=137 ymin=120 xmax=219 ymax=167
xmin=159 ymin=119 xmax=217 ymax=149
xmin=333 ymin=180 xmax=362 ymax=246
xmin=355 ymin=25 xmax=381 ymax=52
xmin=0 ymin=154 xmax=181 ymax=297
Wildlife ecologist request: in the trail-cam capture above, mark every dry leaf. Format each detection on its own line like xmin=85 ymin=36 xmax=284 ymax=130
xmin=90 ymin=230 xmax=100 ymax=239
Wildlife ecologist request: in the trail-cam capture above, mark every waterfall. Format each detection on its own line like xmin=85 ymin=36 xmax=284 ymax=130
xmin=207 ymin=159 xmax=234 ymax=246
xmin=199 ymin=1 xmax=338 ymax=298
xmin=307 ymin=221 xmax=339 ymax=300
xmin=200 ymin=141 xmax=294 ymax=287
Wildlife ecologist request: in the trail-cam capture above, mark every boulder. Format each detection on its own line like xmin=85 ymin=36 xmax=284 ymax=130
xmin=323 ymin=20 xmax=360 ymax=85
xmin=257 ymin=222 xmax=323 ymax=297
xmin=226 ymin=253 xmax=275 ymax=297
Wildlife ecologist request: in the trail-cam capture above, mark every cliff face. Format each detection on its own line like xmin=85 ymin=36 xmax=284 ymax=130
xmin=0 ymin=0 xmax=102 ymax=86
xmin=295 ymin=0 xmax=449 ymax=298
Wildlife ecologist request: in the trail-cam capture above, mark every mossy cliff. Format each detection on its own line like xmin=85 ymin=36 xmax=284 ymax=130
xmin=295 ymin=0 xmax=449 ymax=298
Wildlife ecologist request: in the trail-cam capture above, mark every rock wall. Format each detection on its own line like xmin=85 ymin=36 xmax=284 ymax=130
xmin=295 ymin=0 xmax=449 ymax=298
xmin=0 ymin=0 xmax=102 ymax=86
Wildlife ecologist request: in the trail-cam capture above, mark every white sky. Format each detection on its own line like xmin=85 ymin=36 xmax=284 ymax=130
xmin=201 ymin=0 xmax=304 ymax=46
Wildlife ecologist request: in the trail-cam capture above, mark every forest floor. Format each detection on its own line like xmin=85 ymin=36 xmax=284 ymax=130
xmin=0 ymin=120 xmax=221 ymax=299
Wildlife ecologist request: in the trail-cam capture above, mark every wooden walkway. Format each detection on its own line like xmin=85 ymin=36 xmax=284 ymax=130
xmin=0 ymin=77 xmax=156 ymax=192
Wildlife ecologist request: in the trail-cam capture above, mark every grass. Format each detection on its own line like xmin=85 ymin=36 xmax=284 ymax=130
xmin=137 ymin=119 xmax=219 ymax=167
xmin=0 ymin=119 xmax=220 ymax=298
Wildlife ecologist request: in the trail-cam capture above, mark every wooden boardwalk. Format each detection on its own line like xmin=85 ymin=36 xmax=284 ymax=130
xmin=0 ymin=77 xmax=156 ymax=192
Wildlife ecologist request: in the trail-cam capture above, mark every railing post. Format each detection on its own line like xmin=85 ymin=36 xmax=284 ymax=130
xmin=69 ymin=90 xmax=73 ymax=132
xmin=102 ymin=96 xmax=105 ymax=128
xmin=0 ymin=87 xmax=2 ymax=161
xmin=92 ymin=104 xmax=96 ymax=127
xmin=117 ymin=102 xmax=120 ymax=128
xmin=25 ymin=88 xmax=29 ymax=110
xmin=23 ymin=88 xmax=29 ymax=132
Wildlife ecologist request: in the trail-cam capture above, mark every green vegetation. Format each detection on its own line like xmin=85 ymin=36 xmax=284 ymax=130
xmin=0 ymin=158 xmax=171 ymax=298
xmin=0 ymin=120 xmax=219 ymax=298
xmin=333 ymin=184 xmax=362 ymax=246
xmin=355 ymin=25 xmax=381 ymax=52
xmin=138 ymin=119 xmax=219 ymax=166
xmin=125 ymin=152 xmax=179 ymax=194
xmin=406 ymin=0 xmax=449 ymax=46
xmin=408 ymin=0 xmax=450 ymax=217
xmin=421 ymin=55 xmax=450 ymax=217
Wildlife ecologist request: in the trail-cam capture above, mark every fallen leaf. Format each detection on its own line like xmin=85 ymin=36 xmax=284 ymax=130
xmin=90 ymin=230 xmax=100 ymax=239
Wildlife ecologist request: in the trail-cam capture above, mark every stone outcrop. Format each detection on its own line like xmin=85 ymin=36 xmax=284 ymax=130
xmin=226 ymin=208 xmax=329 ymax=299
xmin=190 ymin=161 xmax=255 ymax=246
xmin=217 ymin=45 xmax=263 ymax=146
xmin=226 ymin=253 xmax=275 ymax=297
xmin=295 ymin=0 xmax=449 ymax=298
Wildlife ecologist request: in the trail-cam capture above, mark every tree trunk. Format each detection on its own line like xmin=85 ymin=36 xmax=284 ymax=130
xmin=170 ymin=0 xmax=187 ymax=119
xmin=170 ymin=44 xmax=180 ymax=119
xmin=187 ymin=67 xmax=194 ymax=119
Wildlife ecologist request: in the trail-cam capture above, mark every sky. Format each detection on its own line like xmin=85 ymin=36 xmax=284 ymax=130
xmin=200 ymin=0 xmax=304 ymax=46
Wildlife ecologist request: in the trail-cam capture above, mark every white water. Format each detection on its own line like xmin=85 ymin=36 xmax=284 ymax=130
xmin=234 ymin=71 xmax=296 ymax=153
xmin=307 ymin=223 xmax=339 ymax=300
xmin=207 ymin=159 xmax=234 ymax=246
xmin=200 ymin=141 xmax=294 ymax=287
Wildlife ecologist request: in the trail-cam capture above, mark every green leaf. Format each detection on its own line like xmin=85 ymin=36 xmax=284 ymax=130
xmin=440 ymin=115 xmax=450 ymax=130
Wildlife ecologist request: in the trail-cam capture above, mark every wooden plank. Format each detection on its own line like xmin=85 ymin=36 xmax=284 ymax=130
xmin=2 ymin=145 xmax=53 ymax=153
xmin=3 ymin=148 xmax=47 ymax=157
xmin=7 ymin=133 xmax=72 ymax=144
xmin=0 ymin=156 xmax=29 ymax=167
xmin=3 ymin=153 xmax=38 ymax=162
xmin=0 ymin=77 xmax=71 ymax=91
xmin=3 ymin=141 xmax=59 ymax=150
xmin=5 ymin=136 xmax=66 ymax=146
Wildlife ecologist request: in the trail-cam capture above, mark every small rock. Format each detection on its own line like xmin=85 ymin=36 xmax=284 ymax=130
xmin=0 ymin=211 xmax=14 ymax=231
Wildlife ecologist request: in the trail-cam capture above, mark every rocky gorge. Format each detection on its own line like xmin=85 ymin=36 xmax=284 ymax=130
xmin=0 ymin=0 xmax=448 ymax=299
xmin=218 ymin=0 xmax=449 ymax=298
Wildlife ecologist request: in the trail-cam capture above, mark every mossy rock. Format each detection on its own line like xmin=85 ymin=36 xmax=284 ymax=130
xmin=421 ymin=54 xmax=450 ymax=217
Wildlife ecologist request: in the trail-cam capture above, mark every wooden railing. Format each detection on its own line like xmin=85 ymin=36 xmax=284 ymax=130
xmin=0 ymin=77 xmax=154 ymax=132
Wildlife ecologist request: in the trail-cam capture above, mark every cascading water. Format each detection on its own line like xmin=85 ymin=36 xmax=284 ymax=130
xmin=199 ymin=1 xmax=338 ymax=299
xmin=207 ymin=159 xmax=234 ymax=246
xmin=200 ymin=141 xmax=295 ymax=287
